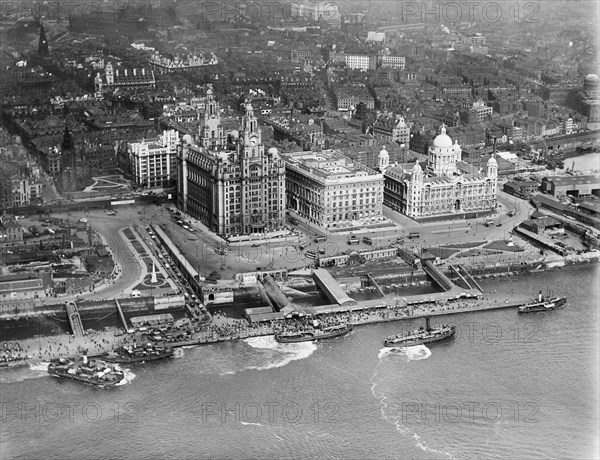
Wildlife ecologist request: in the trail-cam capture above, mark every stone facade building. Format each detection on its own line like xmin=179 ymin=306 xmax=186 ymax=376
xmin=281 ymin=150 xmax=384 ymax=228
xmin=384 ymin=126 xmax=498 ymax=219
xmin=129 ymin=130 xmax=180 ymax=189
xmin=177 ymin=94 xmax=286 ymax=237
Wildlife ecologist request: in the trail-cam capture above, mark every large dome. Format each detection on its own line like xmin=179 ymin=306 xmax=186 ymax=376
xmin=433 ymin=126 xmax=453 ymax=148
xmin=585 ymin=73 xmax=599 ymax=83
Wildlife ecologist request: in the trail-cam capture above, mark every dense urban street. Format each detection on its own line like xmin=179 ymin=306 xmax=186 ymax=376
xmin=0 ymin=1 xmax=598 ymax=459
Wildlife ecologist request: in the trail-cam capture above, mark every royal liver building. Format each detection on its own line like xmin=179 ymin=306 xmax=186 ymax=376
xmin=384 ymin=126 xmax=498 ymax=219
xmin=177 ymin=94 xmax=286 ymax=237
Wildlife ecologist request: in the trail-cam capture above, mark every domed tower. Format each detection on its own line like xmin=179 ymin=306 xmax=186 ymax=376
xmin=201 ymin=85 xmax=225 ymax=149
xmin=584 ymin=74 xmax=599 ymax=97
xmin=411 ymin=159 xmax=423 ymax=183
xmin=487 ymin=153 xmax=498 ymax=179
xmin=378 ymin=146 xmax=389 ymax=172
xmin=428 ymin=125 xmax=460 ymax=176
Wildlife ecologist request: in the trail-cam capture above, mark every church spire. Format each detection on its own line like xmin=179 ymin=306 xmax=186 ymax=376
xmin=38 ymin=22 xmax=49 ymax=57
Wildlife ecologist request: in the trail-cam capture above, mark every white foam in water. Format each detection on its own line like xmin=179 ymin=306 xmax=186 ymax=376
xmin=28 ymin=362 xmax=50 ymax=372
xmin=173 ymin=348 xmax=184 ymax=358
xmin=221 ymin=339 xmax=318 ymax=375
xmin=247 ymin=341 xmax=317 ymax=372
xmin=370 ymin=355 xmax=454 ymax=459
xmin=244 ymin=335 xmax=279 ymax=350
xmin=378 ymin=345 xmax=431 ymax=362
xmin=0 ymin=362 xmax=50 ymax=384
xmin=239 ymin=421 xmax=264 ymax=427
xmin=115 ymin=367 xmax=136 ymax=386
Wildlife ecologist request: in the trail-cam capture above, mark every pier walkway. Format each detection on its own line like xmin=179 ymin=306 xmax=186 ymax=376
xmin=312 ymin=269 xmax=357 ymax=307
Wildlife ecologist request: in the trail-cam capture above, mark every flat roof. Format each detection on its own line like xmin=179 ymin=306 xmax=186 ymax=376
xmin=313 ymin=269 xmax=357 ymax=306
xmin=247 ymin=312 xmax=285 ymax=323
xmin=0 ymin=279 xmax=43 ymax=293
xmin=544 ymin=175 xmax=599 ymax=187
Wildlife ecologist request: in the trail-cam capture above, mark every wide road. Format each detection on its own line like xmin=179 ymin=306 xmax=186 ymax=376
xmin=46 ymin=205 xmax=151 ymax=302
xmin=41 ymin=189 xmax=536 ymax=299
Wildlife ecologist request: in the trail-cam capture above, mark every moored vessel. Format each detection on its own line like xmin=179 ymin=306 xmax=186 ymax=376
xmin=101 ymin=343 xmax=174 ymax=364
xmin=48 ymin=356 xmax=124 ymax=386
xmin=384 ymin=317 xmax=455 ymax=347
xmin=275 ymin=321 xmax=352 ymax=343
xmin=518 ymin=291 xmax=567 ymax=313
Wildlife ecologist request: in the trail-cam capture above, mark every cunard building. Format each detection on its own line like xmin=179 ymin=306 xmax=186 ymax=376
xmin=177 ymin=92 xmax=286 ymax=237
xmin=384 ymin=126 xmax=498 ymax=220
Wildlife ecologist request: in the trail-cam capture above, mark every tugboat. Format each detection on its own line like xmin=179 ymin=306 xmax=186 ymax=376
xmin=518 ymin=291 xmax=566 ymax=313
xmin=101 ymin=342 xmax=174 ymax=364
xmin=48 ymin=356 xmax=124 ymax=386
xmin=384 ymin=317 xmax=455 ymax=347
xmin=275 ymin=320 xmax=352 ymax=343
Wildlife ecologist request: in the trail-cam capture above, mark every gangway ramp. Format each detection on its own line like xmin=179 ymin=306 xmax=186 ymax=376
xmin=422 ymin=260 xmax=455 ymax=291
xmin=457 ymin=264 xmax=484 ymax=293
xmin=115 ymin=299 xmax=130 ymax=332
xmin=312 ymin=269 xmax=357 ymax=307
xmin=65 ymin=301 xmax=85 ymax=337
xmin=449 ymin=265 xmax=472 ymax=290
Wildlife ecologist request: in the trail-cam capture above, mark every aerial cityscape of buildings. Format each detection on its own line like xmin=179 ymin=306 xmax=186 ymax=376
xmin=0 ymin=1 xmax=598 ymax=458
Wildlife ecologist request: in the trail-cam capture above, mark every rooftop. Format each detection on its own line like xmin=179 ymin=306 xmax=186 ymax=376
xmin=543 ymin=175 xmax=600 ymax=187
xmin=281 ymin=150 xmax=381 ymax=182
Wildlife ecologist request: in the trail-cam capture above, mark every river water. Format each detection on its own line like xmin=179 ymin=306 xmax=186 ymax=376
xmin=568 ymin=152 xmax=600 ymax=172
xmin=1 ymin=264 xmax=598 ymax=460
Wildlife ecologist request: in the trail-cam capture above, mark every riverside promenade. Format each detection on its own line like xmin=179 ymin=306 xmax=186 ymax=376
xmin=1 ymin=288 xmax=530 ymax=368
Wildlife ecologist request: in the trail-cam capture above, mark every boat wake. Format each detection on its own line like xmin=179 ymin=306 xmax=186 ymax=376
xmin=378 ymin=344 xmax=432 ymax=361
xmin=28 ymin=362 xmax=50 ymax=372
xmin=219 ymin=337 xmax=317 ymax=375
xmin=0 ymin=362 xmax=50 ymax=384
xmin=173 ymin=348 xmax=185 ymax=358
xmin=115 ymin=366 xmax=136 ymax=386
xmin=244 ymin=335 xmax=279 ymax=350
xmin=239 ymin=421 xmax=264 ymax=427
xmin=370 ymin=347 xmax=454 ymax=459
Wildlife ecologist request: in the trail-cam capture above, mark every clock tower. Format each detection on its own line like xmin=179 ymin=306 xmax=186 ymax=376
xmin=177 ymin=95 xmax=286 ymax=237
xmin=242 ymin=101 xmax=262 ymax=159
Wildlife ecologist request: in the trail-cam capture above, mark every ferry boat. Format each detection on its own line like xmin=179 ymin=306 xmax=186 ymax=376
xmin=384 ymin=317 xmax=455 ymax=347
xmin=48 ymin=356 xmax=124 ymax=386
xmin=518 ymin=291 xmax=567 ymax=313
xmin=275 ymin=322 xmax=352 ymax=343
xmin=101 ymin=343 xmax=174 ymax=364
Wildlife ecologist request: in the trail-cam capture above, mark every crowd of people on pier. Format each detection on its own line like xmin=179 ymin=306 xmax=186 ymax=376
xmin=0 ymin=342 xmax=29 ymax=365
xmin=1 ymin=290 xmax=506 ymax=367
xmin=0 ymin=334 xmax=119 ymax=365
